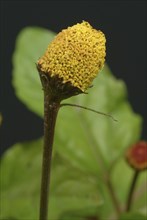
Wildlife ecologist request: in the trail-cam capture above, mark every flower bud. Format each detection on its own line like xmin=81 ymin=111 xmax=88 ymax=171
xmin=126 ymin=141 xmax=147 ymax=171
xmin=37 ymin=21 xmax=106 ymax=100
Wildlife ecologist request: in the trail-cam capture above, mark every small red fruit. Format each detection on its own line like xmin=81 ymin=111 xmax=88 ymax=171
xmin=126 ymin=141 xmax=147 ymax=171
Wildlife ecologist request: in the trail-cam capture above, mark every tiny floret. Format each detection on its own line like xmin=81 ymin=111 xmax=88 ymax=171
xmin=37 ymin=21 xmax=106 ymax=92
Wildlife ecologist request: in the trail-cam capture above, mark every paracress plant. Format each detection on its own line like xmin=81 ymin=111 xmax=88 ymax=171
xmin=37 ymin=21 xmax=106 ymax=220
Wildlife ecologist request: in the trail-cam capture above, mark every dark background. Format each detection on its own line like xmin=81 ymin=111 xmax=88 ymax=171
xmin=0 ymin=0 xmax=147 ymax=156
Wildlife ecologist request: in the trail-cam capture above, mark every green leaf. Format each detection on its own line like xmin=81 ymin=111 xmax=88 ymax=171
xmin=12 ymin=27 xmax=55 ymax=117
xmin=55 ymin=66 xmax=142 ymax=172
xmin=97 ymin=158 xmax=147 ymax=220
xmin=119 ymin=212 xmax=146 ymax=220
xmin=112 ymin=160 xmax=147 ymax=211
xmin=0 ymin=139 xmax=102 ymax=220
xmin=12 ymin=27 xmax=142 ymax=168
xmin=132 ymin=171 xmax=147 ymax=216
xmin=11 ymin=27 xmax=144 ymax=219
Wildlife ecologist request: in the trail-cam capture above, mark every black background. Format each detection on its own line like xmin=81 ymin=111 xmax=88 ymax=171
xmin=1 ymin=0 xmax=147 ymax=156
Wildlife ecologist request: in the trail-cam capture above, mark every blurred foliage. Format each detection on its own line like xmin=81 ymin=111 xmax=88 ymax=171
xmin=0 ymin=113 xmax=2 ymax=126
xmin=118 ymin=212 xmax=146 ymax=220
xmin=0 ymin=139 xmax=102 ymax=220
xmin=0 ymin=27 xmax=146 ymax=220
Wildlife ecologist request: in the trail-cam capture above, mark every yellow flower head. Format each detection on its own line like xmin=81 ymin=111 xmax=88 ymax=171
xmin=37 ymin=21 xmax=106 ymax=93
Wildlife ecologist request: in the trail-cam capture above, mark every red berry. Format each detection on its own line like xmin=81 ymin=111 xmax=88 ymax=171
xmin=126 ymin=141 xmax=147 ymax=171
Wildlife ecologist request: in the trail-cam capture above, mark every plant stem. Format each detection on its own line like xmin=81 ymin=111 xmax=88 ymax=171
xmin=39 ymin=91 xmax=60 ymax=220
xmin=126 ymin=170 xmax=139 ymax=212
xmin=106 ymin=177 xmax=121 ymax=216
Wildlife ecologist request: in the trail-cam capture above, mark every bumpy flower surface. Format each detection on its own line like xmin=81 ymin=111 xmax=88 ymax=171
xmin=126 ymin=141 xmax=147 ymax=171
xmin=37 ymin=21 xmax=106 ymax=92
